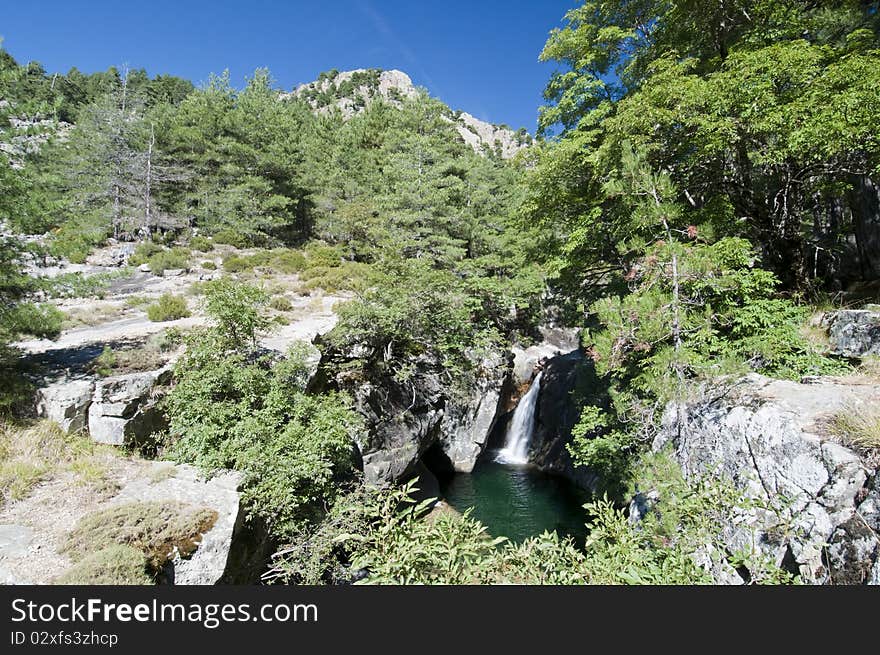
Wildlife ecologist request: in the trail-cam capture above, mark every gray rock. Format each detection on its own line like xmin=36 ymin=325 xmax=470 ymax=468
xmin=109 ymin=463 xmax=246 ymax=585
xmin=138 ymin=263 xmax=152 ymax=273
xmin=510 ymin=327 xmax=580 ymax=385
xmin=529 ymin=350 xmax=601 ymax=490
xmin=88 ymin=368 xmax=171 ymax=446
xmin=653 ymin=373 xmax=879 ymax=584
xmin=437 ymin=350 xmax=509 ymax=472
xmin=163 ymin=268 xmax=185 ymax=277
xmin=322 ymin=343 xmax=510 ymax=484
xmin=86 ymin=243 xmax=135 ymax=268
xmin=822 ymin=309 xmax=880 ymax=357
xmin=0 ymin=525 xmax=33 ymax=558
xmin=34 ymin=378 xmax=94 ymax=433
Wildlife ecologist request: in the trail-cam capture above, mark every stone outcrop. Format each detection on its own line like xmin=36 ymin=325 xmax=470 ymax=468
xmin=111 ymin=464 xmax=247 ymax=585
xmin=511 ymin=327 xmax=580 ymax=385
xmin=653 ymin=373 xmax=880 ymax=584
xmin=85 ymin=242 xmax=136 ymax=268
xmin=528 ymin=350 xmax=601 ymax=490
xmin=0 ymin=460 xmax=262 ymax=586
xmin=318 ymin=344 xmax=511 ymax=485
xmin=822 ymin=309 xmax=880 ymax=357
xmin=34 ymin=378 xmax=94 ymax=433
xmin=35 ymin=366 xmax=172 ymax=447
xmin=287 ymin=68 xmax=529 ymax=159
xmin=436 ymin=350 xmax=509 ymax=473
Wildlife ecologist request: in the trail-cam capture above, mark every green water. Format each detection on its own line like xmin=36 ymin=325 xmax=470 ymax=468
xmin=438 ymin=460 xmax=590 ymax=544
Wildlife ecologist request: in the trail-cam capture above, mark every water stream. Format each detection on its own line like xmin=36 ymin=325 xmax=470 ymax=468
xmin=437 ymin=371 xmax=588 ymax=543
xmin=495 ymin=372 xmax=542 ymax=465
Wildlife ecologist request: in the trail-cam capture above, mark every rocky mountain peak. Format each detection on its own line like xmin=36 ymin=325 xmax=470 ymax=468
xmin=286 ymin=68 xmax=531 ymax=159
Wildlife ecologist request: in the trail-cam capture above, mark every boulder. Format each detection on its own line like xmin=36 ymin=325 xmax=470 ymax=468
xmin=34 ymin=378 xmax=94 ymax=433
xmin=163 ymin=268 xmax=185 ymax=277
xmin=88 ymin=368 xmax=172 ymax=446
xmin=653 ymin=374 xmax=879 ymax=584
xmin=85 ymin=243 xmax=135 ymax=268
xmin=346 ymin=358 xmax=446 ymax=485
xmin=822 ymin=309 xmax=880 ymax=357
xmin=111 ymin=463 xmax=246 ymax=585
xmin=510 ymin=326 xmax=580 ymax=385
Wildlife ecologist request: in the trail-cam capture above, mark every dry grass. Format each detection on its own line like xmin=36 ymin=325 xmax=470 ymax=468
xmin=829 ymin=402 xmax=880 ymax=453
xmin=55 ymin=545 xmax=152 ymax=585
xmin=61 ymin=501 xmax=218 ymax=570
xmin=62 ymin=303 xmax=128 ymax=329
xmin=857 ymin=356 xmax=880 ymax=382
xmin=0 ymin=420 xmax=119 ymax=508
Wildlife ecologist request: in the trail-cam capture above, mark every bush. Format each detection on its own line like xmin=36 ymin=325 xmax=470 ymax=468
xmin=147 ymin=248 xmax=190 ymax=275
xmin=222 ymin=254 xmax=252 ymax=273
xmin=128 ymin=241 xmax=163 ymax=266
xmin=202 ymin=260 xmax=217 ymax=270
xmin=61 ymin=501 xmax=218 ymax=571
xmin=48 ymin=217 xmax=109 ymax=264
xmin=165 ymin=338 xmax=362 ymax=538
xmin=189 ymin=236 xmax=214 ymax=252
xmin=304 ymin=242 xmax=345 ymax=268
xmin=212 ymin=229 xmax=250 ymax=248
xmin=269 ymin=295 xmax=293 ymax=312
xmin=201 ymin=278 xmax=268 ymax=348
xmin=146 ymin=294 xmax=190 ymax=322
xmin=56 ymin=545 xmax=152 ymax=585
xmin=91 ymin=346 xmax=116 ymax=377
xmin=223 ymin=249 xmax=307 ymax=275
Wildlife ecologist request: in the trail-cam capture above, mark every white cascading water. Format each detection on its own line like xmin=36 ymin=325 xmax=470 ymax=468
xmin=495 ymin=371 xmax=543 ymax=465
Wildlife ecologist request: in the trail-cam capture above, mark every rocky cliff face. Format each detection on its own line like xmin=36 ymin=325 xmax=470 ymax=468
xmin=286 ymin=68 xmax=530 ymax=159
xmin=654 ymin=373 xmax=879 ymax=584
xmin=316 ymin=344 xmax=510 ymax=485
xmin=528 ymin=350 xmax=602 ymax=490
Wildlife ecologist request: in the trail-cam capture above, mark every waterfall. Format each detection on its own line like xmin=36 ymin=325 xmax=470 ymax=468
xmin=496 ymin=372 xmax=543 ymax=465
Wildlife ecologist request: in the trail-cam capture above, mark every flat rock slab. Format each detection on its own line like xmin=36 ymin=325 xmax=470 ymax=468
xmin=0 ymin=524 xmax=34 ymax=558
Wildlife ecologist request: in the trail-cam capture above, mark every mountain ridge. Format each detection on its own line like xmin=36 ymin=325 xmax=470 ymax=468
xmin=285 ymin=68 xmax=532 ymax=159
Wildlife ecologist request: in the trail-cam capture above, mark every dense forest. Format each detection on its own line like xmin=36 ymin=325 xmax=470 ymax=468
xmin=1 ymin=0 xmax=879 ymax=585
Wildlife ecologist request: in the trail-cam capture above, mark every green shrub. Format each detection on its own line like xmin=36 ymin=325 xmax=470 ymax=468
xmin=202 ymin=260 xmax=217 ymax=270
xmin=304 ymin=242 xmax=345 ymax=268
xmin=269 ymin=295 xmax=293 ymax=311
xmin=300 ymin=261 xmax=372 ymax=293
xmin=62 ymin=501 xmax=218 ymax=571
xmin=130 ymin=242 xmax=190 ymax=275
xmin=212 ymin=229 xmax=250 ymax=248
xmin=189 ymin=236 xmax=214 ymax=252
xmin=48 ymin=218 xmax=109 ymax=264
xmin=91 ymin=346 xmax=116 ymax=377
xmin=222 ymin=254 xmax=253 ymax=273
xmin=201 ymin=278 xmax=268 ymax=347
xmin=165 ymin=338 xmax=362 ymax=538
xmin=270 ymin=249 xmax=307 ymax=273
xmin=56 ymin=545 xmax=152 ymax=585
xmin=222 ymin=249 xmax=307 ymax=275
xmin=146 ymin=294 xmax=190 ymax=322
xmin=128 ymin=241 xmax=164 ymax=266
xmin=146 ymin=248 xmax=190 ymax=275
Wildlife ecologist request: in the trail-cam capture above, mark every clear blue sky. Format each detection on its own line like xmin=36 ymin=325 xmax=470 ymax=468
xmin=1 ymin=0 xmax=576 ymax=132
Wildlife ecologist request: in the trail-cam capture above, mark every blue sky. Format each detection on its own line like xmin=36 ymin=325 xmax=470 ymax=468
xmin=1 ymin=0 xmax=576 ymax=132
